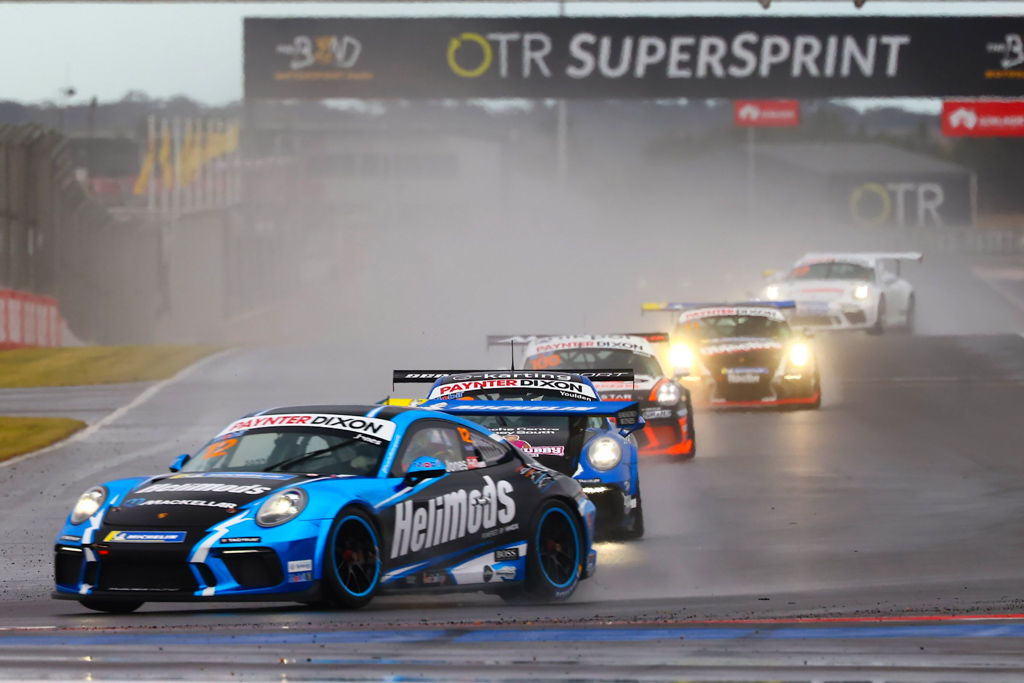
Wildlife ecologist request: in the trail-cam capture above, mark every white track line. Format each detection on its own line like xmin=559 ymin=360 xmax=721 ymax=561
xmin=0 ymin=348 xmax=237 ymax=470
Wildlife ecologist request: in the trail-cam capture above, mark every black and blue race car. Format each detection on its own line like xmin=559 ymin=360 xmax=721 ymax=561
xmin=392 ymin=370 xmax=646 ymax=540
xmin=52 ymin=402 xmax=639 ymax=613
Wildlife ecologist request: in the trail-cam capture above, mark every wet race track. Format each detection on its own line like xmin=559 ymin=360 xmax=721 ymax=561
xmin=2 ymin=258 xmax=1024 ymax=680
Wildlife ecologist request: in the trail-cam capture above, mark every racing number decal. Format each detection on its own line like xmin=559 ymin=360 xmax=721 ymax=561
xmin=457 ymin=427 xmax=473 ymax=444
xmin=529 ymin=354 xmax=562 ymax=370
xmin=200 ymin=438 xmax=238 ymax=460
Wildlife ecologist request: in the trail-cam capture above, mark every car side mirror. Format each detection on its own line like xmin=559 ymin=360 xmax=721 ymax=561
xmin=401 ymin=456 xmax=447 ymax=488
xmin=169 ymin=453 xmax=190 ymax=472
xmin=616 ymin=410 xmax=646 ymax=438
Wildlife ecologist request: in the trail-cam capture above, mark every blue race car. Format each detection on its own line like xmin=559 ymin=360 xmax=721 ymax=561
xmin=392 ymin=370 xmax=646 ymax=540
xmin=53 ymin=402 xmax=639 ymax=613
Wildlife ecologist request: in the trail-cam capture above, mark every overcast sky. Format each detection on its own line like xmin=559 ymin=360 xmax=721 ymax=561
xmin=0 ymin=2 xmax=1020 ymax=105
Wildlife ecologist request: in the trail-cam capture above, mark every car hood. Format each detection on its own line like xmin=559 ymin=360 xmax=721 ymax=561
xmin=699 ymin=338 xmax=784 ymax=372
xmin=103 ymin=472 xmax=311 ymax=528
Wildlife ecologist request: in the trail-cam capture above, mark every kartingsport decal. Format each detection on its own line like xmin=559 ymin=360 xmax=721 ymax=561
xmin=428 ymin=377 xmax=598 ymax=401
xmin=390 ymin=475 xmax=516 ymax=559
xmin=701 ymin=340 xmax=783 ymax=355
xmin=679 ymin=306 xmax=785 ymax=322
xmin=218 ymin=413 xmax=396 ymax=441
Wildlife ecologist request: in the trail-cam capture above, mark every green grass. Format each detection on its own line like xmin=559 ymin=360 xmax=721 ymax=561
xmin=0 ymin=417 xmax=86 ymax=463
xmin=0 ymin=345 xmax=221 ymax=388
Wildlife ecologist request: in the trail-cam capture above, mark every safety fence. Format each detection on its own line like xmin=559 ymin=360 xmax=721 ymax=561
xmin=0 ymin=122 xmax=326 ymax=345
xmin=0 ymin=289 xmax=62 ymax=348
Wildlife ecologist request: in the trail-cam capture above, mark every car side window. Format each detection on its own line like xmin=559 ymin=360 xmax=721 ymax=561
xmin=392 ymin=423 xmax=466 ymax=476
xmin=467 ymin=430 xmax=513 ymax=468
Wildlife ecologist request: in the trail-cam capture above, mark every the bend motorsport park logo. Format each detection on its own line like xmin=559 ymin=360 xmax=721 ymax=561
xmin=733 ymin=100 xmax=800 ymax=127
xmin=942 ymin=100 xmax=1024 ymax=137
xmin=273 ymin=33 xmax=373 ymax=82
xmin=985 ymin=33 xmax=1024 ymax=80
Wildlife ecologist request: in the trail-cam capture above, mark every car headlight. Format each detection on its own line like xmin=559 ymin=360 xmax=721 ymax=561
xmin=764 ymin=284 xmax=781 ymax=300
xmin=587 ymin=437 xmax=622 ymax=471
xmin=669 ymin=344 xmax=694 ymax=371
xmin=789 ymin=342 xmax=811 ymax=368
xmin=256 ymin=488 xmax=308 ymax=528
xmin=853 ymin=283 xmax=871 ymax=300
xmin=70 ymin=486 xmax=107 ymax=525
xmin=655 ymin=381 xmax=682 ymax=406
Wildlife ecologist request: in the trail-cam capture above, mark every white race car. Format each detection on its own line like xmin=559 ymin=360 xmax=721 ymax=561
xmin=761 ymin=252 xmax=922 ymax=335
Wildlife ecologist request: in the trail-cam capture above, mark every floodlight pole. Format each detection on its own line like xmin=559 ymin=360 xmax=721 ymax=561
xmin=746 ymin=126 xmax=756 ymax=224
xmin=556 ymin=0 xmax=568 ymax=186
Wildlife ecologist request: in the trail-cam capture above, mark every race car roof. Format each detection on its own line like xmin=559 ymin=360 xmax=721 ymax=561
xmin=794 ymin=252 xmax=924 ymax=267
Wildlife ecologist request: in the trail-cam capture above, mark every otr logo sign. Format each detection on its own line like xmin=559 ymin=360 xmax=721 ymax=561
xmin=848 ymin=182 xmax=946 ymax=228
xmin=446 ymin=32 xmax=553 ymax=78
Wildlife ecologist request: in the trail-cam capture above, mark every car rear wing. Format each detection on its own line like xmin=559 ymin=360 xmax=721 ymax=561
xmin=487 ymin=334 xmax=668 ymax=346
xmin=642 ymin=301 xmax=796 ymax=313
xmin=800 ymin=252 xmax=923 ymax=263
xmin=423 ymin=399 xmax=644 ymax=435
xmin=393 ymin=370 xmax=491 ymax=384
xmin=394 ymin=369 xmax=636 ymax=383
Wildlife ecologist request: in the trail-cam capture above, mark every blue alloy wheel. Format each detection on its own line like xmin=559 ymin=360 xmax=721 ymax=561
xmin=526 ymin=501 xmax=582 ymax=601
xmin=325 ymin=509 xmax=381 ymax=608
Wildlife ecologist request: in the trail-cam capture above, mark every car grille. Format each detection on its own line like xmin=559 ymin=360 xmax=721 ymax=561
xmin=54 ymin=548 xmax=84 ymax=587
xmin=98 ymin=560 xmax=199 ymax=592
xmin=844 ymin=310 xmax=867 ymax=324
xmin=217 ymin=548 xmax=284 ymax=589
xmin=791 ymin=315 xmax=835 ymax=326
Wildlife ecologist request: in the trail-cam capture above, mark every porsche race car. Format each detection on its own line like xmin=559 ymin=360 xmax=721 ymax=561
xmin=53 ymin=403 xmax=612 ymax=613
xmin=487 ymin=334 xmax=696 ymax=459
xmin=392 ymin=369 xmax=646 ymax=539
xmin=642 ymin=302 xmax=820 ymax=409
xmin=760 ymin=252 xmax=922 ymax=334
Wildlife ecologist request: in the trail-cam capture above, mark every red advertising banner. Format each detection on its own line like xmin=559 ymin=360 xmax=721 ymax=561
xmin=733 ymin=100 xmax=800 ymax=127
xmin=942 ymin=100 xmax=1024 ymax=137
xmin=0 ymin=290 xmax=63 ymax=349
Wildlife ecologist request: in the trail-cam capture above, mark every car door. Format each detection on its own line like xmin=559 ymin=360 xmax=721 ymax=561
xmin=380 ymin=420 xmax=524 ymax=581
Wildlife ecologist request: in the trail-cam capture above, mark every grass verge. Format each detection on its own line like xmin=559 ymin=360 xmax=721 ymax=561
xmin=0 ymin=345 xmax=221 ymax=388
xmin=0 ymin=417 xmax=86 ymax=463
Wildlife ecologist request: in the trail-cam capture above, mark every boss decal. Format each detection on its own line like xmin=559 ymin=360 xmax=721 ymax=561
xmin=494 ymin=547 xmax=520 ymax=562
xmin=390 ymin=475 xmax=516 ymax=559
xmin=218 ymin=414 xmax=396 ymax=440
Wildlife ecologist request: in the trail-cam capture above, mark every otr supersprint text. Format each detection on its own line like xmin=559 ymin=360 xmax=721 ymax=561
xmin=447 ymin=31 xmax=911 ymax=80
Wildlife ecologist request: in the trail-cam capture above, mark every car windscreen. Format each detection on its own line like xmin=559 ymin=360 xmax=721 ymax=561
xmin=676 ymin=315 xmax=790 ymax=341
xmin=526 ymin=348 xmax=663 ymax=377
xmin=470 ymin=413 xmax=577 ymax=459
xmin=789 ymin=262 xmax=874 ymax=280
xmin=181 ymin=428 xmax=385 ymax=476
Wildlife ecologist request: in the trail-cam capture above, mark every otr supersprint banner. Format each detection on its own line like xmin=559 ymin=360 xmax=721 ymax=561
xmin=244 ymin=16 xmax=1024 ymax=100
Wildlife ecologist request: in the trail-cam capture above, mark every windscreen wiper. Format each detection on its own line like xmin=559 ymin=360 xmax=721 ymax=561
xmin=264 ymin=438 xmax=358 ymax=472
